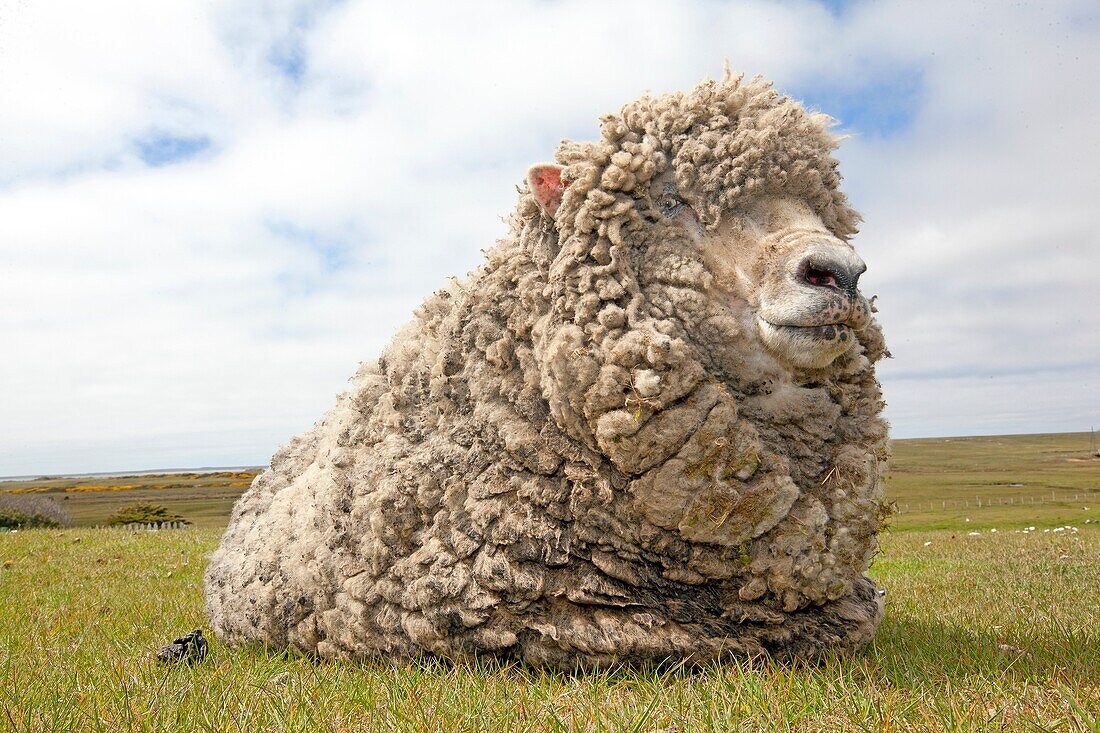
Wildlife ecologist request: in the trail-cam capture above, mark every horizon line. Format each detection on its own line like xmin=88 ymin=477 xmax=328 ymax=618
xmin=2 ymin=429 xmax=1095 ymax=482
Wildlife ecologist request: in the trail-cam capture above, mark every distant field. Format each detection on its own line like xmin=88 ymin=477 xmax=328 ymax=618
xmin=3 ymin=432 xmax=1097 ymax=531
xmin=885 ymin=432 xmax=1100 ymax=531
xmin=0 ymin=471 xmax=259 ymax=528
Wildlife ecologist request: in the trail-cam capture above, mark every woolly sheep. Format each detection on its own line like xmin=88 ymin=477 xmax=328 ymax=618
xmin=205 ymin=72 xmax=891 ymax=667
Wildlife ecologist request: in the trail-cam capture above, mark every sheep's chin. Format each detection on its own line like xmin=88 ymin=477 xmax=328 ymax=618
xmin=757 ymin=318 xmax=852 ymax=369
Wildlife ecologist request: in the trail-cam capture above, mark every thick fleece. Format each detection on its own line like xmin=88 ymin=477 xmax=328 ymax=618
xmin=205 ymin=73 xmax=890 ymax=667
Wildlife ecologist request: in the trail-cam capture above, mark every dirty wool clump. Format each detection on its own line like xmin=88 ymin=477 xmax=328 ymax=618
xmin=205 ymin=72 xmax=891 ymax=667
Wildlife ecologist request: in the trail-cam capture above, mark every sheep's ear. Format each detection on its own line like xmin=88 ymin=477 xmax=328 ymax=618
xmin=527 ymin=163 xmax=566 ymax=217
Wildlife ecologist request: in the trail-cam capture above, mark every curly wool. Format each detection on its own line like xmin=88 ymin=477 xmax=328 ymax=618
xmin=205 ymin=73 xmax=890 ymax=667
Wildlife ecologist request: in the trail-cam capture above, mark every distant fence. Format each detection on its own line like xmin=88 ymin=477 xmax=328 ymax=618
xmin=96 ymin=522 xmax=192 ymax=531
xmin=896 ymin=490 xmax=1095 ymax=514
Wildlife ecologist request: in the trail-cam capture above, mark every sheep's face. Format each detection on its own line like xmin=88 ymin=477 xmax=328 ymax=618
xmin=528 ymin=163 xmax=874 ymax=372
xmin=654 ymin=181 xmax=872 ymax=371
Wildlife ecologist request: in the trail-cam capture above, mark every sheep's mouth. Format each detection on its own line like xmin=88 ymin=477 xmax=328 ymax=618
xmin=757 ymin=319 xmax=853 ymax=368
xmin=765 ymin=322 xmax=853 ymax=343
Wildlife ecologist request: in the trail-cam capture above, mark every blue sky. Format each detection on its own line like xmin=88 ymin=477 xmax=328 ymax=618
xmin=136 ymin=133 xmax=213 ymax=167
xmin=793 ymin=65 xmax=924 ymax=138
xmin=0 ymin=0 xmax=1097 ymax=475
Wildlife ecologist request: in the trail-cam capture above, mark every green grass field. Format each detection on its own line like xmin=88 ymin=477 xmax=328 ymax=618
xmin=1 ymin=433 xmax=1097 ymax=731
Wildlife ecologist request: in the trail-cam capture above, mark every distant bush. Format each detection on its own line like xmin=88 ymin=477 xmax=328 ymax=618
xmin=0 ymin=494 xmax=71 ymax=528
xmin=0 ymin=509 xmax=62 ymax=529
xmin=105 ymin=503 xmax=190 ymax=527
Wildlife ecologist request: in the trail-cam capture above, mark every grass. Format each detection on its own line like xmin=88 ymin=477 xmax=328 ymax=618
xmin=0 ymin=433 xmax=1097 ymax=731
xmin=1 ymin=527 xmax=1095 ymax=731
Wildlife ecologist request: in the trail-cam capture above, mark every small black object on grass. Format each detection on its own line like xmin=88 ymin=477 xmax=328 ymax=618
xmin=157 ymin=629 xmax=208 ymax=665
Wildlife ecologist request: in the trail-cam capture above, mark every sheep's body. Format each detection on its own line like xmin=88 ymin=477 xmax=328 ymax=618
xmin=205 ymin=74 xmax=890 ymax=666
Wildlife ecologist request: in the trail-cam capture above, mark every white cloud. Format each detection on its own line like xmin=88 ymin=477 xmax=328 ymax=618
xmin=0 ymin=0 xmax=1097 ymax=474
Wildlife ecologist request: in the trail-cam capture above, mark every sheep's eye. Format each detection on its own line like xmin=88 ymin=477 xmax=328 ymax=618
xmin=657 ymin=194 xmax=685 ymax=218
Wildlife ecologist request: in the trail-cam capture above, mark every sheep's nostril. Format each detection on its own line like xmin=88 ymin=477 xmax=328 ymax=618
xmin=799 ymin=252 xmax=866 ymax=295
xmin=805 ymin=267 xmax=838 ymax=289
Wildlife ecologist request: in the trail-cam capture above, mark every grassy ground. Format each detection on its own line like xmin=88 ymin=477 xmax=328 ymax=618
xmin=0 ymin=433 xmax=1097 ymax=731
xmin=1 ymin=527 xmax=1095 ymax=731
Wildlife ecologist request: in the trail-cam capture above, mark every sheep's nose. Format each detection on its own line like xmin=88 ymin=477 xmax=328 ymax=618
xmin=798 ymin=248 xmax=866 ymax=296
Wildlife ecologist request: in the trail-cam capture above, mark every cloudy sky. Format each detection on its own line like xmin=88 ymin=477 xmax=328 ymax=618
xmin=1 ymin=0 xmax=1097 ymax=476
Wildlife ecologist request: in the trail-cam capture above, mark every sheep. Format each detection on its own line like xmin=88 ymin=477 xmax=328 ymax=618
xmin=205 ymin=71 xmax=891 ymax=668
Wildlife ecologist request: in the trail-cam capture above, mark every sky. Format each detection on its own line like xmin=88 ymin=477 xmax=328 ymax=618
xmin=1 ymin=0 xmax=1097 ymax=476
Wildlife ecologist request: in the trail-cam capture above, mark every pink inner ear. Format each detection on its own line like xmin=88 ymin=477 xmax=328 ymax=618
xmin=528 ymin=164 xmax=565 ymax=216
